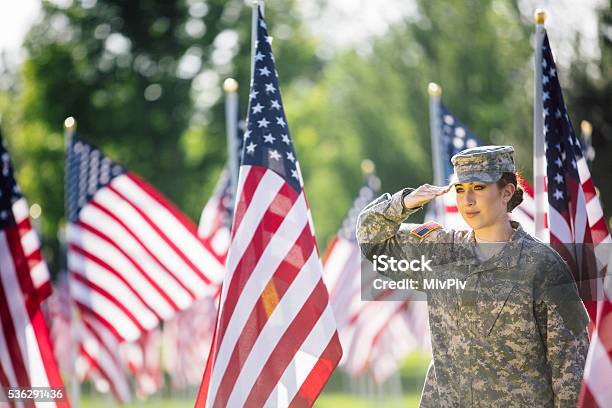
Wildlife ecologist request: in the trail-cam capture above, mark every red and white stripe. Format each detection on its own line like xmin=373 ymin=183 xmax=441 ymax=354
xmin=122 ymin=328 xmax=164 ymax=398
xmin=322 ymin=235 xmax=429 ymax=382
xmin=163 ymin=296 xmax=219 ymax=390
xmin=67 ymin=172 xmax=225 ymax=344
xmin=196 ymin=165 xmax=342 ymax=407
xmin=580 ymin=251 xmax=612 ymax=407
xmin=0 ymin=198 xmax=69 ymax=407
xmin=76 ymin=314 xmax=131 ymax=403
xmin=198 ymin=171 xmax=232 ymax=259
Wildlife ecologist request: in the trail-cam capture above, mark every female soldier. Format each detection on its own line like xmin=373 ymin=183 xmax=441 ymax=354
xmin=356 ymin=145 xmax=589 ymax=407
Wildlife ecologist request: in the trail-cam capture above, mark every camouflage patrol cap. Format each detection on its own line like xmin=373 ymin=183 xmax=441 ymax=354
xmin=451 ymin=145 xmax=515 ymax=184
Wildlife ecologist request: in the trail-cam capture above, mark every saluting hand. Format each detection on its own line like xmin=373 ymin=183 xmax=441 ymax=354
xmin=403 ymin=184 xmax=452 ymax=209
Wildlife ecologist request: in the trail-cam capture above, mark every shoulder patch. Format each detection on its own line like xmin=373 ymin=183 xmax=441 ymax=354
xmin=410 ymin=221 xmax=443 ymax=239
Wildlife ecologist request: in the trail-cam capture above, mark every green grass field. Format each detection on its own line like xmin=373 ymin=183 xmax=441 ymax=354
xmin=72 ymin=352 xmax=429 ymax=407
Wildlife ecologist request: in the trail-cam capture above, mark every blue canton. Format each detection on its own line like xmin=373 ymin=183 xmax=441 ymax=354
xmin=541 ymin=34 xmax=584 ymax=214
xmin=66 ymin=137 xmax=125 ymax=222
xmin=242 ymin=8 xmax=302 ymax=192
xmin=0 ymin=133 xmax=22 ymax=230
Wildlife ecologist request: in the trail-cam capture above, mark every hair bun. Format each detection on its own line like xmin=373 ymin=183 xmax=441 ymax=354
xmin=508 ymin=186 xmax=524 ymax=212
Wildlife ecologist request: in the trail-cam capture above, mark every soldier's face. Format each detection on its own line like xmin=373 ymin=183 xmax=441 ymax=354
xmin=454 ymin=182 xmax=508 ymax=230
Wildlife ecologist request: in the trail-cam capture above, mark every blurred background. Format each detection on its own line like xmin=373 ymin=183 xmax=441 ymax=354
xmin=0 ymin=0 xmax=610 ymax=406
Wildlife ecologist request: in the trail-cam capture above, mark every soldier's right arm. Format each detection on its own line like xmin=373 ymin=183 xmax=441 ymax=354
xmin=356 ymin=188 xmax=450 ymax=282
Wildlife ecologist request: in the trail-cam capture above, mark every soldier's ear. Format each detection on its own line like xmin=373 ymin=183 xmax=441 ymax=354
xmin=501 ymin=183 xmax=515 ymax=203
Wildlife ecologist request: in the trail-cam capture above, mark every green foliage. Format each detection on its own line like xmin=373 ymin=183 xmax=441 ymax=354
xmin=1 ymin=0 xmax=320 ymax=273
xmin=287 ymin=0 xmax=534 ymax=243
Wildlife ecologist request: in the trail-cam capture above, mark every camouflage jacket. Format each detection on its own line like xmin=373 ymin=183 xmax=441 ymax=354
xmin=356 ymin=190 xmax=589 ymax=408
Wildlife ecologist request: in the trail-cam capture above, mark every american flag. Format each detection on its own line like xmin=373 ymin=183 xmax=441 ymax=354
xmin=195 ymin=9 xmax=342 ymax=407
xmin=431 ymin=103 xmax=536 ymax=235
xmin=539 ymin=34 xmax=610 ymax=315
xmin=322 ymin=174 xmax=429 ymax=382
xmin=164 ymin=104 xmax=245 ymax=391
xmin=198 ymin=119 xmax=245 ymax=258
xmin=0 ymin=134 xmax=69 ymax=407
xmin=65 ymin=136 xmax=225 ymax=401
xmin=535 ymin=34 xmax=611 ymax=407
xmin=76 ymin=313 xmax=131 ymax=403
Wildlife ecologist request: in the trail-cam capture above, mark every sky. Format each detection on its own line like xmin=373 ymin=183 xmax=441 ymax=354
xmin=0 ymin=0 xmax=607 ymax=68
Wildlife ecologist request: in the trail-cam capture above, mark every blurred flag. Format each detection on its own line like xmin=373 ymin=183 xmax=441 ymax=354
xmin=322 ymin=173 xmax=429 ymax=382
xmin=163 ymin=296 xmax=218 ymax=390
xmin=66 ymin=136 xmax=224 ymax=343
xmin=198 ymin=170 xmax=234 ymax=259
xmin=198 ymin=119 xmax=245 ymax=259
xmin=430 ymin=103 xmax=536 ymax=235
xmin=195 ymin=9 xmax=342 ymax=407
xmin=539 ymin=34 xmax=610 ymax=315
xmin=76 ymin=313 xmax=131 ymax=403
xmin=122 ymin=328 xmax=163 ymax=399
xmin=533 ymin=34 xmax=611 ymax=407
xmin=0 ymin=134 xmax=69 ymax=407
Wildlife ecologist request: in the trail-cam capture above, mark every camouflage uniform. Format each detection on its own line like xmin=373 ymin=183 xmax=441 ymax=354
xmin=356 ymin=146 xmax=589 ymax=407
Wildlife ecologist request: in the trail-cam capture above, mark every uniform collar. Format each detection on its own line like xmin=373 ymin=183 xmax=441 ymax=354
xmin=464 ymin=221 xmax=526 ymax=273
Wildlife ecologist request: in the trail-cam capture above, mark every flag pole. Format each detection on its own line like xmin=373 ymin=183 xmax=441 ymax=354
xmin=250 ymin=0 xmax=265 ymax=80
xmin=533 ymin=9 xmax=547 ymax=241
xmin=223 ymin=78 xmax=240 ymax=201
xmin=428 ymin=82 xmax=444 ymax=219
xmin=580 ymin=120 xmax=595 ymax=164
xmin=63 ymin=116 xmax=80 ymax=408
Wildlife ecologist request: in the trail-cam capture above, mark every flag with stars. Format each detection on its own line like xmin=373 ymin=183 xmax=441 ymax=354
xmin=540 ymin=34 xmax=610 ymax=308
xmin=195 ymin=8 xmax=342 ymax=407
xmin=536 ymin=34 xmax=611 ymax=408
xmin=430 ymin=103 xmax=536 ymax=235
xmin=0 ymin=133 xmax=69 ymax=407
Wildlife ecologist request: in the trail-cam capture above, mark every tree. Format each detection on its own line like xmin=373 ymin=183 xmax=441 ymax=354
xmin=1 ymin=0 xmax=320 ymax=272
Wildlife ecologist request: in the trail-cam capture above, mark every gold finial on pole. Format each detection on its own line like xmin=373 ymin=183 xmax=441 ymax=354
xmin=223 ymin=78 xmax=239 ymax=93
xmin=428 ymin=82 xmax=442 ymax=97
xmin=580 ymin=120 xmax=592 ymax=137
xmin=361 ymin=159 xmax=375 ymax=176
xmin=64 ymin=116 xmax=77 ymax=131
xmin=535 ymin=9 xmax=546 ymax=25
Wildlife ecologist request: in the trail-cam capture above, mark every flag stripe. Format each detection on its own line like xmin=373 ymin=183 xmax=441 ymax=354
xmin=213 ymin=223 xmax=314 ymax=403
xmin=288 ymin=331 xmax=341 ymax=408
xmin=217 ymin=179 xmax=295 ymax=341
xmin=76 ymin=205 xmax=189 ymax=310
xmin=114 ymin=175 xmax=224 ymax=281
xmin=69 ymin=244 xmax=163 ymax=319
xmin=208 ymin=186 xmax=308 ymax=398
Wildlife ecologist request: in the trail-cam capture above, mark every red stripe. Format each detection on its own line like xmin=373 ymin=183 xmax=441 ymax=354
xmin=69 ymin=236 xmax=166 ymax=320
xmin=231 ymin=166 xmax=265 ymax=238
xmin=74 ymin=301 xmax=125 ymax=343
xmin=216 ymin=181 xmax=298 ymax=344
xmin=79 ymin=344 xmax=128 ymax=403
xmin=0 ymin=266 xmax=32 ymax=388
xmin=290 ymin=332 xmax=342 ymax=408
xmin=81 ymin=316 xmax=123 ymax=369
xmin=321 ymin=237 xmax=338 ymax=266
xmin=126 ymin=173 xmax=225 ymax=261
xmin=107 ymin=184 xmax=213 ymax=286
xmin=242 ymin=280 xmax=330 ymax=407
xmin=213 ymin=224 xmax=314 ymax=406
xmin=85 ymin=200 xmax=195 ymax=301
xmin=71 ymin=272 xmax=146 ymax=334
xmin=5 ymin=227 xmax=39 ymax=312
xmin=194 ymin=298 xmax=222 ymax=408
xmin=30 ymin=309 xmax=70 ymax=407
